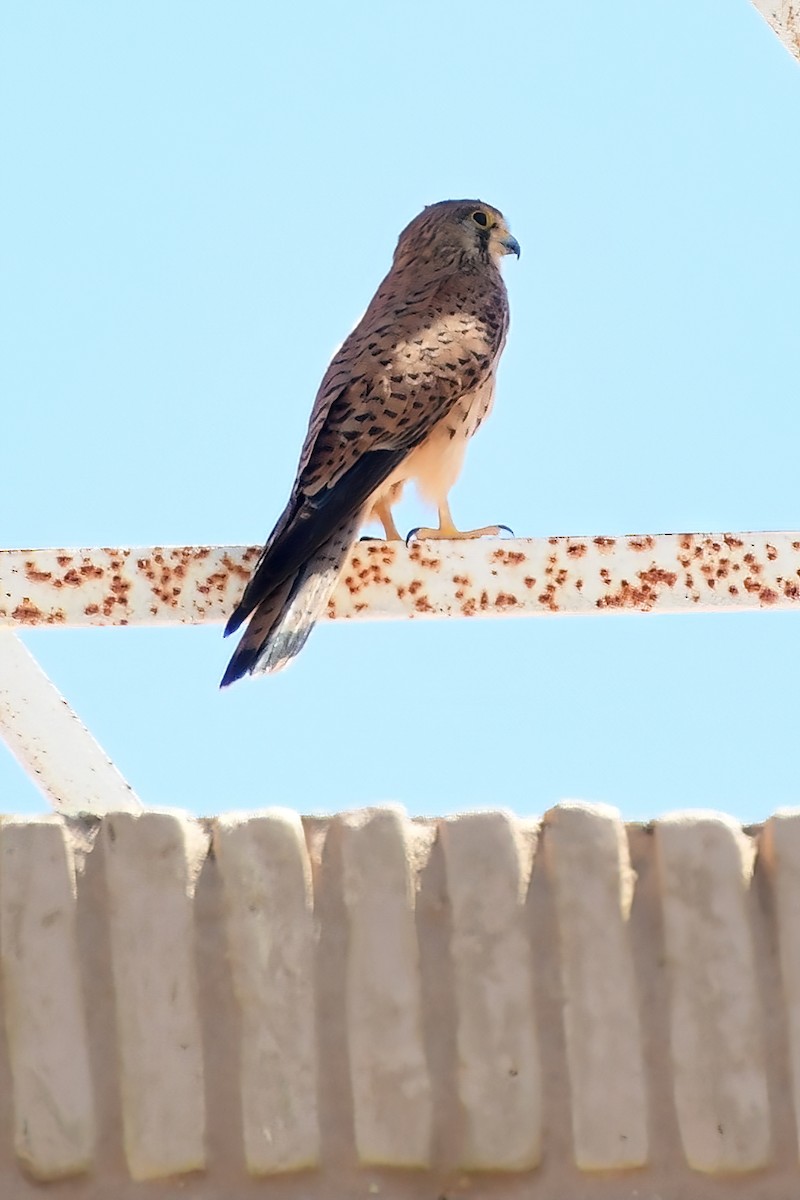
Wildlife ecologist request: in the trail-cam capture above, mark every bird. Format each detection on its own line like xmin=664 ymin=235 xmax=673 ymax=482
xmin=220 ymin=198 xmax=520 ymax=686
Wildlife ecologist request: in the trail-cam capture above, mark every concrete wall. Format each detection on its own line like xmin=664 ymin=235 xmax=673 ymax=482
xmin=0 ymin=801 xmax=798 ymax=1197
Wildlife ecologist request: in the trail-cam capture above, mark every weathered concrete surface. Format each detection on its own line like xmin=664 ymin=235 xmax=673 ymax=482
xmin=0 ymin=803 xmax=799 ymax=1197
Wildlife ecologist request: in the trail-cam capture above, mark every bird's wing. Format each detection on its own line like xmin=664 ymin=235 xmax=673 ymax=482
xmin=225 ymin=271 xmax=507 ymax=635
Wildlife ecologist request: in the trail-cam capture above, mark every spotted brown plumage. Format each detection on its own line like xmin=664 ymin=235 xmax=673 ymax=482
xmin=221 ymin=199 xmax=519 ymax=686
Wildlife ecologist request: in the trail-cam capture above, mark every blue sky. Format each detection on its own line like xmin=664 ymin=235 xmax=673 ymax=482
xmin=1 ymin=2 xmax=798 ymax=821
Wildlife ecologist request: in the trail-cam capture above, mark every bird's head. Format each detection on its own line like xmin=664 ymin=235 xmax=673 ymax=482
xmin=394 ymin=199 xmax=520 ymax=271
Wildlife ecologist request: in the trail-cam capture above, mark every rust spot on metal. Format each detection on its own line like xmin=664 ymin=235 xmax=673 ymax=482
xmin=110 ymin=576 xmax=131 ymax=602
xmin=56 ymin=555 xmax=73 ymax=568
xmin=556 ymin=569 xmax=568 ymax=586
xmin=25 ymin=563 xmax=52 ymax=583
xmin=685 ymin=574 xmax=694 ymax=589
xmin=766 ymin=544 xmax=778 ymax=562
xmin=576 ymin=579 xmax=584 ymax=591
xmin=84 ymin=603 xmax=100 ymax=616
xmin=366 ymin=542 xmax=397 ymax=566
xmin=729 ymin=586 xmax=739 ymax=596
xmin=760 ymin=587 xmax=779 ymax=605
xmin=414 ymin=596 xmax=434 ymax=613
xmin=396 ymin=585 xmax=406 ymax=599
xmin=548 ymin=537 xmax=559 ymax=545
xmin=495 ymin=592 xmax=519 ymax=608
xmin=628 ymin=536 xmax=655 ymax=552
xmin=461 ymin=598 xmax=477 ymax=616
xmin=596 ymin=567 xmax=677 ymax=611
xmin=524 ymin=577 xmax=536 ymax=589
xmin=12 ymin=602 xmax=43 ymax=623
xmin=408 ymin=580 xmax=423 ymax=596
xmin=491 ymin=548 xmax=526 ymax=567
xmin=538 ymin=584 xmax=559 ymax=611
xmin=343 ymin=575 xmax=359 ymax=596
xmin=784 ymin=582 xmax=799 ymax=599
xmin=452 ymin=574 xmax=471 ymax=588
xmin=354 ymin=602 xmax=368 ymax=613
xmin=567 ymin=543 xmax=587 ymax=558
xmin=725 ymin=535 xmax=745 ymax=549
xmin=593 ymin=536 xmax=615 ymax=552
xmin=679 ymin=535 xmax=694 ymax=551
xmin=479 ymin=590 xmax=490 ymax=611
xmin=640 ymin=568 xmax=677 ymax=588
xmin=221 ymin=553 xmax=251 ymax=581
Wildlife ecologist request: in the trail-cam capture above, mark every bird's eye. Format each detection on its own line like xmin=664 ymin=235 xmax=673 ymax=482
xmin=472 ymin=210 xmax=490 ymax=228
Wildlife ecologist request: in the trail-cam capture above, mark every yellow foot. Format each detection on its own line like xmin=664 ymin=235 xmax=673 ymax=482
xmin=371 ymin=499 xmax=403 ymax=541
xmin=406 ymin=523 xmax=514 ymax=544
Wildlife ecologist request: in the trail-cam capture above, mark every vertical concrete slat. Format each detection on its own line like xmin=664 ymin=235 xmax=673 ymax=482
xmin=339 ymin=807 xmax=432 ymax=1167
xmin=441 ymin=811 xmax=541 ymax=1170
xmin=656 ymin=812 xmax=770 ymax=1172
xmin=0 ymin=818 xmax=95 ymax=1179
xmin=215 ymin=810 xmax=319 ymax=1174
xmin=759 ymin=812 xmax=800 ymax=1158
xmin=103 ymin=810 xmax=208 ymax=1181
xmin=545 ymin=802 xmax=648 ymax=1169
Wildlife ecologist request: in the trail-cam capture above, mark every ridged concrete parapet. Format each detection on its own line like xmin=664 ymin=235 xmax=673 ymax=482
xmin=0 ymin=802 xmax=799 ymax=1196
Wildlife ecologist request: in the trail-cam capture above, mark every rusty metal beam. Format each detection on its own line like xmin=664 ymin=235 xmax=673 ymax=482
xmin=751 ymin=0 xmax=800 ymax=64
xmin=1 ymin=533 xmax=800 ymax=629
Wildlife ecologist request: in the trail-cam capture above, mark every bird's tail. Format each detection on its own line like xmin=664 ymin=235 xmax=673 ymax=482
xmin=220 ymin=514 xmax=361 ymax=686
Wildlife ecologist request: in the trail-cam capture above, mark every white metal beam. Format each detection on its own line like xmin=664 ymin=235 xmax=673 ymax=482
xmin=0 ymin=633 xmax=141 ymax=815
xmin=1 ymin=533 xmax=799 ymax=629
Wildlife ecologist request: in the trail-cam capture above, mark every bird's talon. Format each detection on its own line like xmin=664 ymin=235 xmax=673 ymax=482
xmin=405 ymin=527 xmax=422 ymax=546
xmin=498 ymin=524 xmax=515 ymax=537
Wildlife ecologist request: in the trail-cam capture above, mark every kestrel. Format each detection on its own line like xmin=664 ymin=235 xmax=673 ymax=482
xmin=221 ymin=199 xmax=519 ymax=686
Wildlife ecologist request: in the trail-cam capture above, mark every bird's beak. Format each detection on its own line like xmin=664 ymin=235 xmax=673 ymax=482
xmin=501 ymin=233 xmax=521 ymax=259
